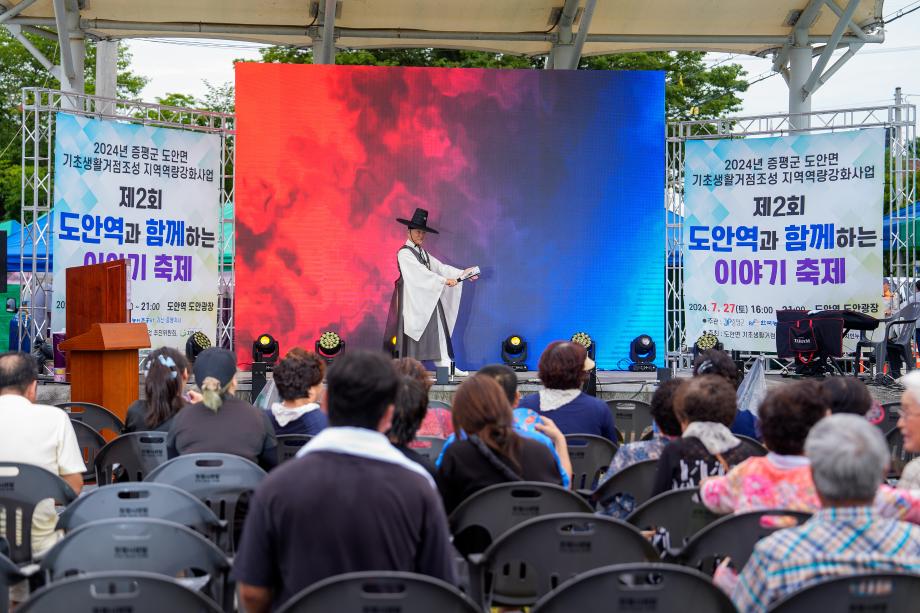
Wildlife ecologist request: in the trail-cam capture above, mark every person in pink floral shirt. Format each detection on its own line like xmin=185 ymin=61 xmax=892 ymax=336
xmin=702 ymin=380 xmax=920 ymax=523
xmin=393 ymin=357 xmax=454 ymax=438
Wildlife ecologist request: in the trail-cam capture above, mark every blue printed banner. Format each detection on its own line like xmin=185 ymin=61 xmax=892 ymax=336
xmin=683 ymin=128 xmax=885 ymax=351
xmin=52 ymin=113 xmax=221 ymax=347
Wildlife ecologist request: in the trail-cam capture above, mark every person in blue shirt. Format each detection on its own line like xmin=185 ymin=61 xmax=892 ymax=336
xmin=436 ymin=364 xmax=572 ymax=487
xmin=265 ymin=350 xmax=328 ymax=436
xmin=517 ymin=341 xmax=617 ymax=443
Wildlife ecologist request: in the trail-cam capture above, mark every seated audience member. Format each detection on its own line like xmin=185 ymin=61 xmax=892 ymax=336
xmin=723 ymin=415 xmax=920 ymax=612
xmin=652 ymin=375 xmax=762 ymax=496
xmin=125 ymin=347 xmax=196 ymax=432
xmin=394 ymin=356 xmax=453 ymax=438
xmin=266 ymin=351 xmax=327 ymax=436
xmin=897 ymin=371 xmax=920 ymax=489
xmin=518 ymin=341 xmax=616 ymax=443
xmin=598 ymin=379 xmax=682 ymax=518
xmin=820 ymin=377 xmax=873 ymax=416
xmin=389 ymin=376 xmax=437 ymax=477
xmin=0 ymin=352 xmax=85 ymax=602
xmin=234 ymin=351 xmax=454 ymax=612
xmin=167 ymin=347 xmax=278 ymax=471
xmin=437 ymin=374 xmax=563 ymax=514
xmin=701 ymin=381 xmax=827 ymax=514
xmin=435 ymin=364 xmax=572 ymax=488
xmin=694 ymin=349 xmax=758 ymax=439
xmin=608 ymin=379 xmax=683 ymax=475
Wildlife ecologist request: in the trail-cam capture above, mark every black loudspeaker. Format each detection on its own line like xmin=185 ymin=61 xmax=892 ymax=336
xmin=252 ymin=361 xmax=269 ymax=401
xmin=657 ymin=367 xmax=671 ymax=383
xmin=0 ymin=231 xmax=7 ymax=293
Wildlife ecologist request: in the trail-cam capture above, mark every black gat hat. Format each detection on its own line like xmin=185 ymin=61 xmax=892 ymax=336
xmin=396 ymin=208 xmax=439 ymax=234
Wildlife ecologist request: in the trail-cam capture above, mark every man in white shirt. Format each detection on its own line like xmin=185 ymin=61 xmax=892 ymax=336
xmin=0 ymin=352 xmax=85 ymax=558
xmin=385 ymin=208 xmax=478 ymax=374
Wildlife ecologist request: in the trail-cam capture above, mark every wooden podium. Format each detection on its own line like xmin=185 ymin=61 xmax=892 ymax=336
xmin=59 ymin=261 xmax=150 ymax=420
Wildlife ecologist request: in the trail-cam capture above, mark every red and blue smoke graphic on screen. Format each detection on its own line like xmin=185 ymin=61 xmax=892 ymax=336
xmin=234 ymin=63 xmax=664 ymax=369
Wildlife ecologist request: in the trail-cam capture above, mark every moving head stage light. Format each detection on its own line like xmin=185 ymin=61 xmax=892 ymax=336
xmin=571 ymin=332 xmax=597 ymax=396
xmin=571 ymin=331 xmax=595 ymax=359
xmin=252 ymin=333 xmax=280 ymax=365
xmin=316 ymin=331 xmax=345 ymax=363
xmin=629 ymin=334 xmax=657 ymax=372
xmin=693 ymin=332 xmax=723 ymax=357
xmin=185 ymin=331 xmax=211 ymax=364
xmin=501 ymin=335 xmax=528 ymax=371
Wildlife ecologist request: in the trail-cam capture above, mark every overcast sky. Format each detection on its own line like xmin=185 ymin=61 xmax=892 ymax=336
xmin=124 ymin=0 xmax=920 ymax=116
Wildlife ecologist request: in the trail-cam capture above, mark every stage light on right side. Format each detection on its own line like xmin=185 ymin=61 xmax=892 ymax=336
xmin=628 ymin=334 xmax=657 ymax=372
xmin=501 ymin=335 xmax=528 ymax=372
xmin=693 ymin=331 xmax=723 ymax=356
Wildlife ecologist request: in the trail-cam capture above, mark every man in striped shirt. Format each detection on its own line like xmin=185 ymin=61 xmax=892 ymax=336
xmin=729 ymin=414 xmax=920 ymax=612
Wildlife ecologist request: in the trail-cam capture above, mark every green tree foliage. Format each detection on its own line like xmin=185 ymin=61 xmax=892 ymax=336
xmin=0 ymin=28 xmax=148 ymax=219
xmin=579 ymin=51 xmax=747 ymax=121
xmin=252 ymin=46 xmax=746 ymax=121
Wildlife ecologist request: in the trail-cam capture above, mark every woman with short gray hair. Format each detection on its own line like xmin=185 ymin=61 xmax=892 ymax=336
xmin=726 ymin=414 xmax=920 ymax=612
xmin=897 ymin=371 xmax=920 ymax=489
xmin=806 ymin=414 xmax=890 ymax=504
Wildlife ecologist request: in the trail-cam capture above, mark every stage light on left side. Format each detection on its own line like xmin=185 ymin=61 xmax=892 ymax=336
xmin=252 ymin=333 xmax=280 ymax=365
xmin=185 ymin=331 xmax=211 ymax=363
xmin=501 ymin=334 xmax=528 ymax=371
xmin=316 ymin=331 xmax=345 ymax=363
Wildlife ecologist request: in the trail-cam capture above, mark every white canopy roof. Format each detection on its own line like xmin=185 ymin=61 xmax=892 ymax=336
xmin=4 ymin=0 xmax=884 ymax=58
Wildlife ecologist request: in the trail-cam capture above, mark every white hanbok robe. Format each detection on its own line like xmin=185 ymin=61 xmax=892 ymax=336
xmin=396 ymin=240 xmax=464 ymax=362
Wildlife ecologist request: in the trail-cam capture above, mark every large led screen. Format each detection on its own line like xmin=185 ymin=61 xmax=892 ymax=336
xmin=235 ymin=63 xmax=664 ymax=369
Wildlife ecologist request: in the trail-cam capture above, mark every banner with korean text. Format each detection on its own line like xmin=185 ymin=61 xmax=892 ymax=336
xmin=51 ymin=112 xmax=221 ymax=348
xmin=683 ymin=128 xmax=884 ymax=352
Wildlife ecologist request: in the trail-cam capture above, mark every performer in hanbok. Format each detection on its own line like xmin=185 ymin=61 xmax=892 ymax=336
xmin=384 ymin=208 xmax=478 ymax=375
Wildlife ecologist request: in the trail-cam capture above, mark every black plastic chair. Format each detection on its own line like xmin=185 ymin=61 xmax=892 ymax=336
xmin=56 ymin=483 xmax=225 ymax=547
xmin=679 ymin=509 xmax=812 ymax=574
xmin=56 ymin=402 xmax=125 ymax=437
xmin=768 ymin=572 xmax=920 ymax=612
xmin=39 ymin=518 xmax=233 ymax=612
xmin=606 ymin=400 xmax=654 ymax=443
xmin=0 ymin=462 xmax=77 ymax=564
xmin=469 ymin=512 xmax=659 ymax=609
xmin=0 ymin=551 xmax=24 ymax=613
xmin=590 ymin=458 xmax=658 ymax=514
xmin=278 ymin=571 xmax=480 ymax=613
xmin=70 ymin=420 xmax=106 ymax=483
xmin=144 ymin=453 xmax=266 ymax=553
xmin=17 ymin=571 xmax=222 ymax=613
xmin=276 ymin=434 xmax=312 ymax=464
xmin=735 ymin=434 xmax=768 ymax=454
xmin=448 ymin=482 xmax=593 ymax=557
xmin=627 ymin=488 xmax=719 ymax=554
xmin=93 ymin=432 xmax=169 ymax=484
xmin=886 ymin=427 xmax=918 ymax=478
xmin=407 ymin=436 xmax=446 ymax=464
xmin=565 ymin=434 xmax=618 ymax=491
xmin=531 ymin=563 xmax=737 ymax=613
xmin=428 ymin=399 xmax=451 ymax=410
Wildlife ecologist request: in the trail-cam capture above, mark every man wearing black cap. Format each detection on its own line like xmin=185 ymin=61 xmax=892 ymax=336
xmin=386 ymin=207 xmax=478 ymax=375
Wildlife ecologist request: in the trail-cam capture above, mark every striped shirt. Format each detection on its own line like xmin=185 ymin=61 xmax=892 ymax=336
xmin=732 ymin=506 xmax=920 ymax=612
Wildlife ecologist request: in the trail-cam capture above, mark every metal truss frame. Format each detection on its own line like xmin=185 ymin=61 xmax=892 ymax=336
xmin=666 ymin=101 xmax=918 ymax=373
xmin=18 ymin=88 xmax=235 ymax=362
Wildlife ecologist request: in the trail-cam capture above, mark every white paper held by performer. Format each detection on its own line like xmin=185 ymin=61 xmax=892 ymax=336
xmin=384 ymin=208 xmax=479 ymax=375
